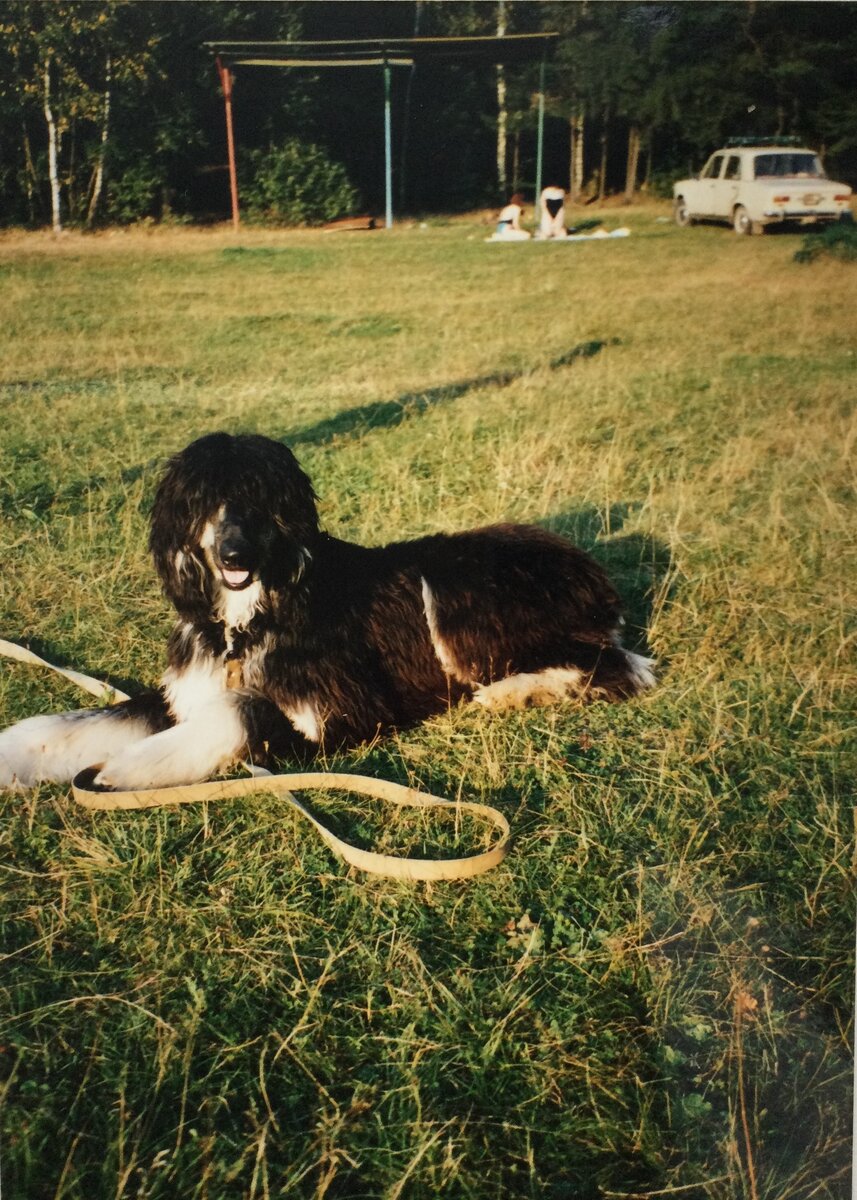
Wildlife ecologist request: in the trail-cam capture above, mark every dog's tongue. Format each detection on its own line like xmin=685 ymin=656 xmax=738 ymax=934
xmin=222 ymin=568 xmax=250 ymax=587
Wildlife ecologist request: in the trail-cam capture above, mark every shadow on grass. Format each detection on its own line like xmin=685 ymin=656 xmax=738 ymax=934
xmin=5 ymin=341 xmax=620 ymax=517
xmin=544 ymin=502 xmax=672 ymax=657
xmin=280 ymin=338 xmax=621 ymax=449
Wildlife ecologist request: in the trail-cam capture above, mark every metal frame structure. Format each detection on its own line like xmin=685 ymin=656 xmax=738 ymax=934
xmin=205 ymin=35 xmax=558 ymax=230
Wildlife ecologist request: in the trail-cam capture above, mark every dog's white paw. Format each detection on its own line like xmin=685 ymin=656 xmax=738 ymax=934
xmin=93 ymin=721 xmax=238 ymax=791
xmin=94 ymin=742 xmax=181 ymax=791
xmin=0 ymin=750 xmax=33 ymax=791
xmin=472 ymin=668 xmax=586 ymax=712
xmin=93 ymin=759 xmax=142 ymax=792
xmin=0 ymin=713 xmax=80 ymax=788
xmin=624 ymin=650 xmax=657 ymax=692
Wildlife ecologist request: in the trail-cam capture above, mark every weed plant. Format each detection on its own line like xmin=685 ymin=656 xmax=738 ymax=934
xmin=0 ymin=205 xmax=854 ymax=1199
xmin=794 ymin=219 xmax=857 ymax=264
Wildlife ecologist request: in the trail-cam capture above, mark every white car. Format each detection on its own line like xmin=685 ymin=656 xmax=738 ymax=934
xmin=673 ymin=140 xmax=853 ymax=235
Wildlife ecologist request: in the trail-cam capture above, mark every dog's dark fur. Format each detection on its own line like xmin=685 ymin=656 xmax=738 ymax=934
xmin=0 ymin=433 xmax=654 ymax=790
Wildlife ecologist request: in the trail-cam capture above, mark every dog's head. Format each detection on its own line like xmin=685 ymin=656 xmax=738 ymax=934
xmin=150 ymin=432 xmax=319 ymax=622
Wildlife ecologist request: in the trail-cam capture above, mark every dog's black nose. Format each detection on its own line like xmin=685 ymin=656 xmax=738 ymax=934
xmin=218 ymin=537 xmax=251 ymax=567
xmin=216 ymin=520 xmax=254 ymax=568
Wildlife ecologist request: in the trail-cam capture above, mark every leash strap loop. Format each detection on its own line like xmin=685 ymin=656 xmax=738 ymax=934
xmin=71 ymin=769 xmax=510 ymax=882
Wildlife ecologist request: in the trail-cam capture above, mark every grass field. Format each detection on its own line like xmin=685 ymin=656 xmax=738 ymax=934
xmin=0 ymin=203 xmax=854 ymax=1199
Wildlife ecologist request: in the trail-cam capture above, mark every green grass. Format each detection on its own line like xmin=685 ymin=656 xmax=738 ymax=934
xmin=0 ymin=204 xmax=854 ymax=1199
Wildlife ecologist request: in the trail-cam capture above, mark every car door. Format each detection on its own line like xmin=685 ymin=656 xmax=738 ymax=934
xmin=696 ymin=154 xmax=725 ymax=216
xmin=711 ymin=154 xmax=742 ymax=217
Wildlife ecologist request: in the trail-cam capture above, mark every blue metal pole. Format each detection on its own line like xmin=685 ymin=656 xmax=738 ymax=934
xmin=535 ymin=58 xmax=545 ymax=209
xmin=384 ymin=59 xmax=393 ymax=228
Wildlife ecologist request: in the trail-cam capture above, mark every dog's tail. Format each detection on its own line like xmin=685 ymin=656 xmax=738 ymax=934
xmin=586 ymin=644 xmax=656 ymax=701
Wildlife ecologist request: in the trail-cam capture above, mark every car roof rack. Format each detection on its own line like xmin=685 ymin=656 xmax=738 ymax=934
xmin=724 ymin=136 xmax=806 ymax=148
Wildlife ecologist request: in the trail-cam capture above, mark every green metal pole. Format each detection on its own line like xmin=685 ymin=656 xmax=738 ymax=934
xmin=384 ymin=59 xmax=393 ymax=228
xmin=534 ymin=58 xmax=546 ymax=209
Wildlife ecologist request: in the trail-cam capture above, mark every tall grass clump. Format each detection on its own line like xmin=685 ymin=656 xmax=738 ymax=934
xmin=0 ymin=205 xmax=854 ymax=1199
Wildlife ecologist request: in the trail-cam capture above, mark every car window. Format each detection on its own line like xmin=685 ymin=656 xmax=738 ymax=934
xmin=724 ymin=155 xmax=741 ymax=180
xmin=753 ymin=153 xmax=826 ymax=179
xmin=701 ymin=155 xmax=724 ymax=179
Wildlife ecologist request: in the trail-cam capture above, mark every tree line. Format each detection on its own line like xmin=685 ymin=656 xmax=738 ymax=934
xmin=1 ymin=0 xmax=855 ymax=230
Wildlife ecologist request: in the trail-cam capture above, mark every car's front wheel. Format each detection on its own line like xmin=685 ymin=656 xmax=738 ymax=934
xmin=733 ymin=205 xmax=763 ymax=236
xmin=674 ymin=197 xmax=693 ymax=227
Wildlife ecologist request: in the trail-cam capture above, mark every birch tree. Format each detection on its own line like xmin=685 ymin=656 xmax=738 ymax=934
xmin=86 ymin=50 xmax=110 ymax=227
xmin=496 ymin=0 xmax=508 ymax=195
xmin=42 ymin=53 xmax=61 ymax=230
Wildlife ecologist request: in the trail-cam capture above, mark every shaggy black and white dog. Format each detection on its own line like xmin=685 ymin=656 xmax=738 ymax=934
xmin=0 ymin=433 xmax=654 ymax=791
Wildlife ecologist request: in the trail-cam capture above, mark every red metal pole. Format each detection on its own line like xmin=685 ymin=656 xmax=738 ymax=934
xmin=217 ymin=57 xmax=240 ymax=231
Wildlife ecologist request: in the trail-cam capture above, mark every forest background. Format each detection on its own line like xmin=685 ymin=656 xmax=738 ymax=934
xmin=2 ymin=0 xmax=856 ymax=231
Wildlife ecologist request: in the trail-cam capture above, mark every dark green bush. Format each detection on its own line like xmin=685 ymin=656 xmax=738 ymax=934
xmin=241 ymin=139 xmax=360 ymax=226
xmin=794 ymin=218 xmax=857 ymax=263
xmin=645 ymin=169 xmax=687 ymax=201
xmin=105 ymin=159 xmax=161 ymax=224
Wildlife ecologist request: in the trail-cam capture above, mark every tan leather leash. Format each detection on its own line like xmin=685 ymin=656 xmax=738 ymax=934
xmin=2 ymin=639 xmax=510 ymax=881
xmin=71 ymin=768 xmax=510 ymax=882
xmin=0 ymin=637 xmax=131 ymax=703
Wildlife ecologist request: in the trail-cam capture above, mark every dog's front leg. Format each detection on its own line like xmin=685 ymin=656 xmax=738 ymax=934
xmin=93 ymin=691 xmax=316 ymax=790
xmin=94 ymin=690 xmax=248 ymax=790
xmin=0 ymin=691 xmax=172 ymax=789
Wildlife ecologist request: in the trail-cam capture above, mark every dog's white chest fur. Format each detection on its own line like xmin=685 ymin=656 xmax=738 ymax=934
xmin=166 ymin=627 xmax=322 ymax=746
xmin=218 ymin=581 xmax=263 ymax=633
xmin=163 ymin=654 xmax=224 ymax=723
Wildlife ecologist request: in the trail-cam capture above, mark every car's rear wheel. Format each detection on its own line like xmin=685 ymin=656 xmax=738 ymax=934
xmin=733 ymin=205 xmax=763 ymax=236
xmin=674 ymin=197 xmax=693 ymax=227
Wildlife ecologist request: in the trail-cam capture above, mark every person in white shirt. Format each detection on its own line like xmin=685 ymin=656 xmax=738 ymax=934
xmin=537 ymin=186 xmax=567 ymax=238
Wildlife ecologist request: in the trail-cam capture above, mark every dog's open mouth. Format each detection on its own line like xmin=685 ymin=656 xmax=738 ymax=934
xmin=220 ymin=567 xmax=253 ymax=590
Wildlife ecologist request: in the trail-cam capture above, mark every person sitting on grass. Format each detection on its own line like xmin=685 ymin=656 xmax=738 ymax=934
xmin=536 ymin=185 xmax=568 ymax=239
xmin=493 ymin=193 xmax=531 ymax=240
